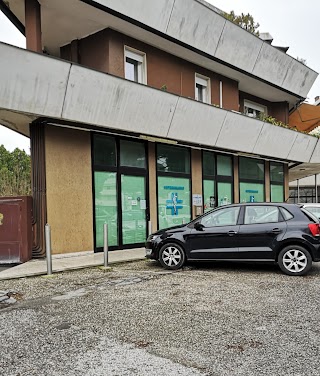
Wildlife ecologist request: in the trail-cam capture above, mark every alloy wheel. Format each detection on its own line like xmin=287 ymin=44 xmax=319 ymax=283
xmin=161 ymin=246 xmax=182 ymax=267
xmin=282 ymin=249 xmax=308 ymax=273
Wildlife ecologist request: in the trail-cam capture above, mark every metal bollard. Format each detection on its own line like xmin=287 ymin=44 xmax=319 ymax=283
xmin=103 ymin=223 xmax=108 ymax=267
xmin=148 ymin=221 xmax=152 ymax=236
xmin=45 ymin=224 xmax=52 ymax=275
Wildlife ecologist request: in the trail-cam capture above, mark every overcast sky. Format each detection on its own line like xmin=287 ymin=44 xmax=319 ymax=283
xmin=0 ymin=0 xmax=319 ymax=152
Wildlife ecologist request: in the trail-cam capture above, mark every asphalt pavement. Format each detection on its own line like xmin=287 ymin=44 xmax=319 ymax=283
xmin=1 ymin=259 xmax=320 ymax=375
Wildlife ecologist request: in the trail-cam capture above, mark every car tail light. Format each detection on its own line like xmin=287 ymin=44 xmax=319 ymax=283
xmin=308 ymin=223 xmax=320 ymax=237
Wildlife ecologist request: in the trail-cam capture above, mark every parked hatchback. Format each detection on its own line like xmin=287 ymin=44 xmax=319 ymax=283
xmin=145 ymin=203 xmax=320 ymax=276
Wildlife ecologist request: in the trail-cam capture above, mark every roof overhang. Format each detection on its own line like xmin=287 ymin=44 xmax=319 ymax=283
xmin=289 ymin=163 xmax=320 ymax=182
xmin=2 ymin=0 xmax=318 ymax=108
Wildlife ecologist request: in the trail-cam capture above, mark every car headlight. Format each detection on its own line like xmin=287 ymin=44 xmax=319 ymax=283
xmin=148 ymin=234 xmax=160 ymax=241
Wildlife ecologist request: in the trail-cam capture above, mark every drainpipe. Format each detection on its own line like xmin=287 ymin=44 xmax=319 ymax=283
xmin=297 ymin=179 xmax=300 ymax=203
xmin=315 ymin=175 xmax=318 ymax=203
xmin=219 ymin=81 xmax=223 ymax=108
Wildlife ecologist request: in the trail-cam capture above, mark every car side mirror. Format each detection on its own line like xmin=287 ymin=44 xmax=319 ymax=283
xmin=194 ymin=222 xmax=204 ymax=231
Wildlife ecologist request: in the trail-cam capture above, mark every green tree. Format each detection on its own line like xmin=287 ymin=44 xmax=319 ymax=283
xmin=0 ymin=145 xmax=31 ymax=196
xmin=224 ymin=11 xmax=260 ymax=36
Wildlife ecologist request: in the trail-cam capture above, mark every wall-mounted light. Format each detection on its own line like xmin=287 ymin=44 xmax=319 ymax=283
xmin=139 ymin=135 xmax=178 ymax=145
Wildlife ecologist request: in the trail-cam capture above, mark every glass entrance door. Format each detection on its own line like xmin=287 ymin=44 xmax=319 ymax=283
xmin=121 ymin=175 xmax=147 ymax=245
xmin=94 ymin=171 xmax=118 ymax=248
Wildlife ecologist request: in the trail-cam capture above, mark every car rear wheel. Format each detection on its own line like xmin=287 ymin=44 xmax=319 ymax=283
xmin=159 ymin=243 xmax=185 ymax=270
xmin=278 ymin=245 xmax=312 ymax=276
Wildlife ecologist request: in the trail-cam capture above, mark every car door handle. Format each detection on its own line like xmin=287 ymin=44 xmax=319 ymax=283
xmin=228 ymin=231 xmax=238 ymax=236
xmin=272 ymin=228 xmax=281 ymax=234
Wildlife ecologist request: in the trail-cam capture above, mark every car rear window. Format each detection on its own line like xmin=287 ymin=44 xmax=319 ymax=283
xmin=303 ymin=206 xmax=320 ymax=219
xmin=300 ymin=208 xmax=319 ymax=223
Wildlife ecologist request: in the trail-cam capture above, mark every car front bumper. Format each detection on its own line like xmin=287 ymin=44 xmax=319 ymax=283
xmin=145 ymin=238 xmax=161 ymax=259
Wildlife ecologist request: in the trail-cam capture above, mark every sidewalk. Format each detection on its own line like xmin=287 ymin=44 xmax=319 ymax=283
xmin=0 ymin=248 xmax=146 ymax=281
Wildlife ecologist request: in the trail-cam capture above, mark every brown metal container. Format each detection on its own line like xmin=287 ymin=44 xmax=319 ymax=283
xmin=0 ymin=196 xmax=33 ymax=264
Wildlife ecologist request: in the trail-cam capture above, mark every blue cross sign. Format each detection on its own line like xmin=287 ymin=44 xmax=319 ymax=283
xmin=166 ymin=192 xmax=183 ymax=215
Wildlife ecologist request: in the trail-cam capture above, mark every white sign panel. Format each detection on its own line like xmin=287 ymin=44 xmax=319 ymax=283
xmin=193 ymin=194 xmax=203 ymax=207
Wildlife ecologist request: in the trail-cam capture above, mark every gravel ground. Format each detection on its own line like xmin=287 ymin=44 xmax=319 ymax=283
xmin=1 ymin=259 xmax=320 ymax=375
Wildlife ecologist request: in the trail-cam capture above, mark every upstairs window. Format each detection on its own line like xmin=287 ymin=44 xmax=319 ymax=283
xmin=244 ymin=100 xmax=267 ymax=119
xmin=195 ymin=74 xmax=211 ymax=104
xmin=124 ymin=47 xmax=146 ymax=84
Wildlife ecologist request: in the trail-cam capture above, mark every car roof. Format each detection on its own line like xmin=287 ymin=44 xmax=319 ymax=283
xmin=216 ymin=202 xmax=299 ymax=209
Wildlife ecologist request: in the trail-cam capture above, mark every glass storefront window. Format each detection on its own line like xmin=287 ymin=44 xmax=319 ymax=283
xmin=239 ymin=157 xmax=265 ymax=180
xmin=158 ymin=176 xmax=191 ymax=229
xmin=240 ymin=182 xmax=264 ymax=203
xmin=94 ymin=171 xmax=118 ymax=247
xmin=270 ymin=163 xmax=284 ymax=183
xmin=217 ymin=182 xmax=232 ymax=206
xmin=271 ymin=185 xmax=284 ymax=202
xmin=217 ymin=155 xmax=232 ymax=176
xmin=94 ymin=135 xmax=116 ymax=167
xmin=203 ymin=151 xmax=215 ymax=176
xmin=120 ymin=140 xmax=146 ymax=168
xmin=270 ymin=163 xmax=284 ymax=202
xmin=157 ymin=144 xmax=190 ymax=174
xmin=203 ymin=179 xmax=215 ymax=212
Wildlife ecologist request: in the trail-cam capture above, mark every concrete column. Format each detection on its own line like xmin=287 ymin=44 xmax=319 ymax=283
xmin=25 ymin=0 xmax=42 ymax=53
xmin=191 ymin=149 xmax=203 ymax=219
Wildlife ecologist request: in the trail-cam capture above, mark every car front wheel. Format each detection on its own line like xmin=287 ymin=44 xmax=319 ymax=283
xmin=159 ymin=243 xmax=185 ymax=270
xmin=278 ymin=245 xmax=312 ymax=276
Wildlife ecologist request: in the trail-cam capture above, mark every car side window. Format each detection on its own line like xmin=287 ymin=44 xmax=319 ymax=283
xmin=280 ymin=207 xmax=294 ymax=221
xmin=244 ymin=206 xmax=280 ymax=225
xmin=199 ymin=207 xmax=240 ymax=227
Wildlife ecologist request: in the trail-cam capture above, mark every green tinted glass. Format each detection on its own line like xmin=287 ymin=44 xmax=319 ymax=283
xmin=120 ymin=140 xmax=146 ymax=168
xmin=271 ymin=184 xmax=284 ymax=202
xmin=157 ymin=144 xmax=190 ymax=174
xmin=203 ymin=151 xmax=215 ymax=176
xmin=217 ymin=182 xmax=232 ymax=206
xmin=240 ymin=182 xmax=264 ymax=203
xmin=203 ymin=179 xmax=215 ymax=212
xmin=158 ymin=176 xmax=191 ymax=229
xmin=270 ymin=163 xmax=284 ymax=183
xmin=94 ymin=135 xmax=116 ymax=167
xmin=121 ymin=175 xmax=146 ymax=245
xmin=217 ymin=155 xmax=232 ymax=176
xmin=239 ymin=157 xmax=264 ymax=180
xmin=94 ymin=171 xmax=118 ymax=247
